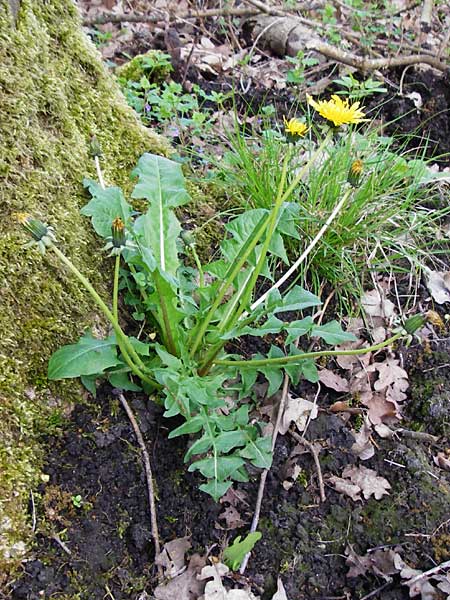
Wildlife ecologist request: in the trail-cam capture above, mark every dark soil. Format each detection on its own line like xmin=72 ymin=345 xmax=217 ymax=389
xmin=8 ymin=334 xmax=450 ymax=599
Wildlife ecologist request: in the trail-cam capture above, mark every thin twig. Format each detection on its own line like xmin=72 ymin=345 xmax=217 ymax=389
xmin=239 ymin=373 xmax=291 ymax=574
xmin=395 ymin=428 xmax=439 ymax=443
xmin=116 ymin=392 xmax=163 ymax=582
xmin=94 ymin=156 xmax=105 ymax=189
xmin=244 ymin=0 xmax=287 ymax=17
xmin=30 ymin=490 xmax=36 ymax=532
xmin=406 ymin=559 xmax=450 ymax=587
xmin=359 ymin=580 xmax=393 ymax=600
xmin=51 ymin=534 xmax=72 ymax=555
xmin=290 ymin=429 xmax=326 ymax=503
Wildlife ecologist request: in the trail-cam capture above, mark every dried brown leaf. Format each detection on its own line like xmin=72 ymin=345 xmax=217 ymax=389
xmin=199 ymin=562 xmax=260 ymax=599
xmin=346 ymin=545 xmax=400 ymax=580
xmin=424 ymin=268 xmax=450 ymax=304
xmin=433 ymin=452 xmax=450 ymax=471
xmin=154 ymin=554 xmax=206 ymax=600
xmin=362 ymin=392 xmax=399 ymax=425
xmin=361 ymin=289 xmax=396 ymax=319
xmin=342 ymin=465 xmax=391 ymax=500
xmin=155 ymin=536 xmax=191 ymax=578
xmin=282 ymin=461 xmax=302 ymax=491
xmin=351 ymin=417 xmax=375 ymax=460
xmin=319 ymin=368 xmax=349 ymax=392
xmin=328 ymin=475 xmax=361 ymax=501
xmin=371 ymin=358 xmax=408 ymax=392
xmin=217 ymin=504 xmax=247 ymax=530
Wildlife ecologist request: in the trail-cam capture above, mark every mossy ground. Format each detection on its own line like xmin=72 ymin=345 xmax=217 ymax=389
xmin=0 ymin=0 xmax=169 ymax=579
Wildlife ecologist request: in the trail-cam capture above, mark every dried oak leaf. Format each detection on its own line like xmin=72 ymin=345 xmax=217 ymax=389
xmin=370 ymin=358 xmax=408 ymax=392
xmin=362 ymin=391 xmax=401 ymax=425
xmin=346 ymin=545 xmax=400 ymax=580
xmin=328 ymin=475 xmax=362 ymax=501
xmin=342 ymin=465 xmax=391 ymax=500
xmin=199 ymin=562 xmax=260 ymax=599
xmin=319 ymin=368 xmax=349 ymax=392
xmin=217 ymin=504 xmax=247 ymax=530
xmin=361 ymin=289 xmax=396 ymax=319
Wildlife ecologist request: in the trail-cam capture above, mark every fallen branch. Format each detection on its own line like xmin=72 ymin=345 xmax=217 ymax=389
xmin=248 ymin=15 xmax=450 ymax=74
xmin=311 ymin=41 xmax=449 ymax=74
xmin=116 ymin=391 xmax=163 ymax=582
xmin=244 ymin=0 xmax=287 ymax=17
xmin=82 ymin=5 xmax=299 ymax=27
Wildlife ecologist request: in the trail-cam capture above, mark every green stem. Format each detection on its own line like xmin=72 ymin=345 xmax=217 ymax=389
xmin=198 ymin=133 xmax=334 ymax=374
xmin=213 ymin=332 xmax=403 ymax=368
xmin=129 ymin=263 xmax=148 ymax=302
xmin=50 ymin=245 xmax=157 ymax=386
xmin=218 ymin=152 xmax=290 ymax=335
xmin=113 ymin=254 xmax=120 ymax=322
xmin=279 ymin=128 xmax=333 ymax=206
xmin=191 ymin=245 xmax=204 ymax=288
xmin=189 ymin=213 xmax=272 ymax=359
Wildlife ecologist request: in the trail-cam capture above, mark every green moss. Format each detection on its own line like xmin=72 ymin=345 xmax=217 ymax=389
xmin=115 ymin=50 xmax=173 ymax=85
xmin=408 ymin=350 xmax=450 ymax=435
xmin=0 ymin=0 xmax=170 ymax=578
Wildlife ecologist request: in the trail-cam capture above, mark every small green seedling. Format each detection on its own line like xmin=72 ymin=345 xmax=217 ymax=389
xmin=223 ymin=532 xmax=262 ymax=571
xmin=71 ymin=494 xmax=83 ymax=509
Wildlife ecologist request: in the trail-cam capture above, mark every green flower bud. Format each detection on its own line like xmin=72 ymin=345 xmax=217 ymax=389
xmin=89 ymin=135 xmax=103 ymax=158
xmin=16 ymin=213 xmax=56 ymax=254
xmin=181 ymin=229 xmax=195 ymax=247
xmin=403 ymin=314 xmax=428 ymax=335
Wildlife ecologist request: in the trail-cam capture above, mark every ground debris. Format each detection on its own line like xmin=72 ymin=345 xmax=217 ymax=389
xmin=329 ymin=464 xmax=391 ymax=501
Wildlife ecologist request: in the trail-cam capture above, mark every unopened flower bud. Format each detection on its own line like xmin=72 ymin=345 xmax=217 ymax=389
xmin=347 ymin=159 xmax=364 ymax=187
xmin=404 ymin=313 xmax=428 ymax=335
xmin=16 ymin=213 xmax=56 ymax=254
xmin=111 ymin=217 xmax=126 ymax=249
xmin=89 ymin=135 xmax=103 ymax=158
xmin=181 ymin=230 xmax=195 ymax=248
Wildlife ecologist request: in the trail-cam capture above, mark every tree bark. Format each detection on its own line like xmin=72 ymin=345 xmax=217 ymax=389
xmin=0 ymin=0 xmax=168 ymax=579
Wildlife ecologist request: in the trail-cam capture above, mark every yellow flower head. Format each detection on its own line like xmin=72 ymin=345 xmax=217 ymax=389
xmin=283 ymin=116 xmax=308 ymax=137
xmin=307 ymin=94 xmax=367 ymax=127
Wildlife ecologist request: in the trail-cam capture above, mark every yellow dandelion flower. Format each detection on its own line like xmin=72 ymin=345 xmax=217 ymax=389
xmin=307 ymin=94 xmax=367 ymax=127
xmin=283 ymin=116 xmax=308 ymax=137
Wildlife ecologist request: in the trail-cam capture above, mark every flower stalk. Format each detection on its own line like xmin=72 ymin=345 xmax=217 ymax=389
xmin=213 ymin=331 xmax=404 ymax=369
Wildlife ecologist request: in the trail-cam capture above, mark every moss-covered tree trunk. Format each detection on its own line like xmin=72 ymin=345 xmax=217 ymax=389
xmin=0 ymin=0 xmax=169 ymax=578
